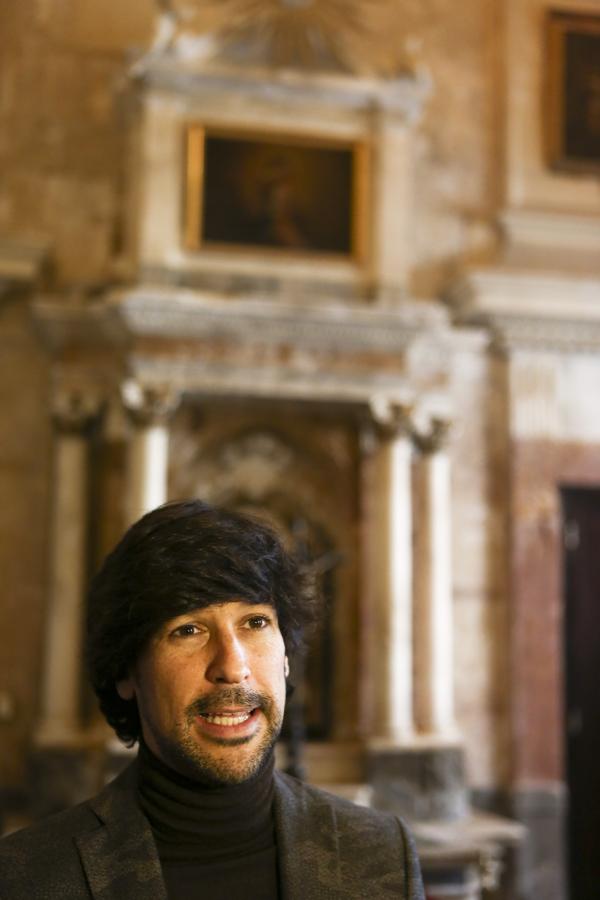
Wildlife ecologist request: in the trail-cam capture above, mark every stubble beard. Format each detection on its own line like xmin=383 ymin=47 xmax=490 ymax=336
xmin=151 ymin=687 xmax=283 ymax=785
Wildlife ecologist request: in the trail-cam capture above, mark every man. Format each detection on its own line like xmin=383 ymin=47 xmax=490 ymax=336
xmin=0 ymin=500 xmax=424 ymax=899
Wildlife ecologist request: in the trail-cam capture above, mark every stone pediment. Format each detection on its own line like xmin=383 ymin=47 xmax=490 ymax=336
xmin=130 ymin=0 xmax=419 ymax=84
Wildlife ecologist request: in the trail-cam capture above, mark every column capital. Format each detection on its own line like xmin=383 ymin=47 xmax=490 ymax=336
xmin=51 ymin=388 xmax=103 ymax=434
xmin=121 ymin=379 xmax=180 ymax=428
xmin=413 ymin=417 xmax=451 ymax=454
xmin=368 ymin=396 xmax=414 ymax=441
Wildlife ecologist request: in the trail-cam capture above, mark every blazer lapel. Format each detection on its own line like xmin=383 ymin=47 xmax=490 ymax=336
xmin=75 ymin=763 xmax=167 ymax=900
xmin=274 ymin=771 xmax=352 ymax=900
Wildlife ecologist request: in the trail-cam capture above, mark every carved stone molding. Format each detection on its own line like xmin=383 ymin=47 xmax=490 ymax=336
xmin=33 ymin=289 xmax=451 ymax=354
xmin=115 ymin=288 xmax=450 ymax=352
xmin=137 ymin=55 xmax=430 ymax=123
xmin=32 ymin=299 xmax=128 ymax=351
xmin=451 ymin=266 xmax=600 ymax=354
xmin=489 ymin=314 xmax=600 ymax=355
xmin=121 ymin=379 xmax=180 ymax=427
xmin=132 ymin=356 xmax=412 ymax=406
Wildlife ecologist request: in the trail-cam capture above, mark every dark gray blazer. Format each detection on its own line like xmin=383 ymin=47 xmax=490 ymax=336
xmin=0 ymin=763 xmax=424 ymax=899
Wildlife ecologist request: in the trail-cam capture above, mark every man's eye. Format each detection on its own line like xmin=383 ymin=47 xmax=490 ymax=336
xmin=172 ymin=623 xmax=200 ymax=637
xmin=247 ymin=616 xmax=269 ymax=630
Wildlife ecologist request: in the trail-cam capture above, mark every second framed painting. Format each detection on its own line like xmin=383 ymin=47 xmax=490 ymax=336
xmin=546 ymin=11 xmax=600 ymax=173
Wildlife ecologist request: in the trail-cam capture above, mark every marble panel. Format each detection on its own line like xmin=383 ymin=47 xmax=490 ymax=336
xmin=509 ymin=438 xmax=600 ymax=783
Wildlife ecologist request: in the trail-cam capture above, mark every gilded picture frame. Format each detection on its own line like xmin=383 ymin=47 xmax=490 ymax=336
xmin=184 ymin=125 xmax=370 ymax=262
xmin=546 ymin=11 xmax=600 ymax=173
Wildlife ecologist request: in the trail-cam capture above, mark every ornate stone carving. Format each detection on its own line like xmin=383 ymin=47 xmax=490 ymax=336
xmin=412 ymin=417 xmax=451 ymax=454
xmin=368 ymin=397 xmax=451 ymax=453
xmin=115 ymin=289 xmax=449 ymax=352
xmin=368 ymin=396 xmax=414 ymax=441
xmin=121 ymin=379 xmax=180 ymax=427
xmin=51 ymin=388 xmax=103 ymax=434
xmin=140 ymin=0 xmax=416 ymax=78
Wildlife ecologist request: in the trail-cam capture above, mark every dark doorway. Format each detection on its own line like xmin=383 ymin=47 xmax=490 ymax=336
xmin=561 ymin=488 xmax=600 ymax=900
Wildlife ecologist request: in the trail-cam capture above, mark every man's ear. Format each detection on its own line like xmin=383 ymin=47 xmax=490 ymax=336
xmin=116 ymin=676 xmax=136 ymax=701
xmin=284 ymin=656 xmax=290 ymax=679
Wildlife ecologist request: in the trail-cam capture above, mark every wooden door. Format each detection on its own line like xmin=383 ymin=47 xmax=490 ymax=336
xmin=562 ymin=488 xmax=600 ymax=900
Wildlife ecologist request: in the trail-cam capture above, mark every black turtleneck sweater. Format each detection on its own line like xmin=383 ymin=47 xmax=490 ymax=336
xmin=137 ymin=742 xmax=280 ymax=900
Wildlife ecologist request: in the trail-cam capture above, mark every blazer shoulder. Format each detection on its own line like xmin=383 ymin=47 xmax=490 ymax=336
xmin=273 ymin=772 xmax=424 ymax=899
xmin=0 ymin=799 xmax=100 ymax=853
xmin=0 ymin=801 xmax=100 ymax=899
xmin=0 ymin=765 xmax=141 ymax=899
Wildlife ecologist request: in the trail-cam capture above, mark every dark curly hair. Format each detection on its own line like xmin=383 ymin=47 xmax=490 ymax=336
xmin=86 ymin=499 xmax=317 ymax=746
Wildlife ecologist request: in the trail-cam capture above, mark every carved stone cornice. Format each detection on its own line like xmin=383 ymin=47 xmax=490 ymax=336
xmin=121 ymin=379 xmax=180 ymax=427
xmin=131 ymin=355 xmax=412 ymax=406
xmin=114 ymin=287 xmax=450 ymax=353
xmin=450 ymin=266 xmax=600 ymax=354
xmin=136 ymin=55 xmax=430 ymax=123
xmin=487 ymin=314 xmax=600 ymax=355
xmin=33 ymin=289 xmax=451 ymax=355
xmin=32 ymin=298 xmax=128 ymax=351
xmin=33 ymin=289 xmax=455 ymax=408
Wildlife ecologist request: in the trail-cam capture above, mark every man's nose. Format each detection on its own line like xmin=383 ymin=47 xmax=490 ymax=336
xmin=205 ymin=632 xmax=251 ymax=684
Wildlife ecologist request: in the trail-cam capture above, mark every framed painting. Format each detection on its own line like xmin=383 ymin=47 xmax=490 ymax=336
xmin=546 ymin=11 xmax=600 ymax=172
xmin=184 ymin=125 xmax=369 ymax=261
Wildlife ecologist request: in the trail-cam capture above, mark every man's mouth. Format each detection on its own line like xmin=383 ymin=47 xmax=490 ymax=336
xmin=198 ymin=709 xmax=255 ymax=727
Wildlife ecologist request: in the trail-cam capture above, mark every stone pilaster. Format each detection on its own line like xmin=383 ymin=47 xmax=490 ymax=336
xmin=37 ymin=388 xmax=101 ymax=745
xmin=368 ymin=399 xmax=415 ymax=743
xmin=121 ymin=380 xmax=179 ymax=525
xmin=413 ymin=418 xmax=456 ymax=738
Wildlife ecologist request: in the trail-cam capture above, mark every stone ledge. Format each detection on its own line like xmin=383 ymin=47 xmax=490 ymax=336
xmin=450 ymin=266 xmax=600 ymax=354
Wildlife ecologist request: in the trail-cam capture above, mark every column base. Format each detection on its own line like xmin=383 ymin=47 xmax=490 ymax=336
xmin=367 ymin=742 xmax=468 ymax=821
xmin=508 ymin=784 xmax=567 ymax=900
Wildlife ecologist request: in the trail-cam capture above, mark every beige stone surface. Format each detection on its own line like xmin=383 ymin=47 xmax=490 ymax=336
xmin=0 ymin=300 xmax=51 ymax=784
xmin=1 ymin=0 xmax=501 ymax=294
xmin=450 ymin=343 xmax=510 ymax=786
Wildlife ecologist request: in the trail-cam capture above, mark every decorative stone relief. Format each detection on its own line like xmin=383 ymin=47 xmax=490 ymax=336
xmin=51 ymin=387 xmax=103 ymax=433
xmin=120 ymin=378 xmax=180 ymax=427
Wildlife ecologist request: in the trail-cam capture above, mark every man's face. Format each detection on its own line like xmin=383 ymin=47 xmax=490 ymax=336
xmin=117 ymin=600 xmax=288 ymax=784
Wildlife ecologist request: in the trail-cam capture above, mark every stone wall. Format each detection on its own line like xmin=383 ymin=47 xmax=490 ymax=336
xmin=0 ymin=0 xmax=501 ymax=290
xmin=0 ymin=299 xmax=51 ymax=787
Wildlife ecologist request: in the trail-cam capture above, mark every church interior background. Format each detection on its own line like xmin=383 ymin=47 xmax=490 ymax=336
xmin=1 ymin=1 xmax=600 ymax=898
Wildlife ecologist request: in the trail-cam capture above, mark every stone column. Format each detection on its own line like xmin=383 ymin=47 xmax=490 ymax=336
xmin=121 ymin=380 xmax=179 ymax=525
xmin=413 ymin=419 xmax=456 ymax=737
xmin=37 ymin=389 xmax=100 ymax=744
xmin=368 ymin=401 xmax=415 ymax=742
